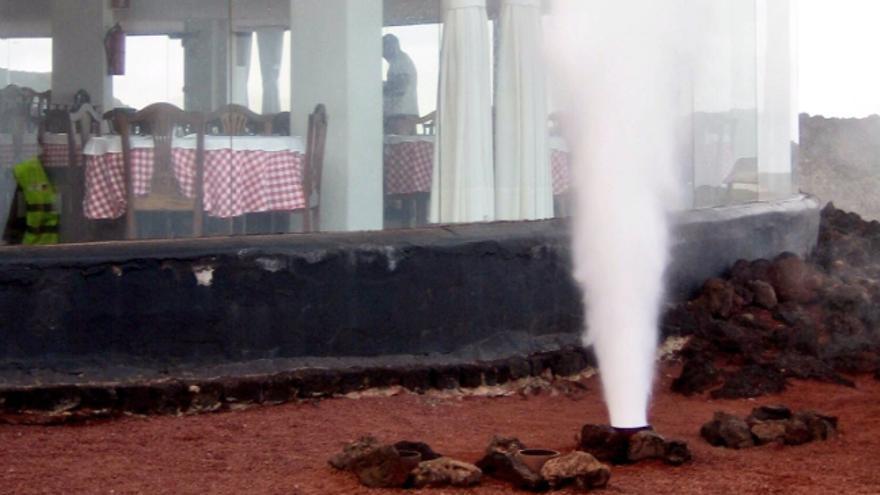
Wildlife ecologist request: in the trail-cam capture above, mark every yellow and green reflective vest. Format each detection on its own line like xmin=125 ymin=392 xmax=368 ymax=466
xmin=12 ymin=158 xmax=59 ymax=245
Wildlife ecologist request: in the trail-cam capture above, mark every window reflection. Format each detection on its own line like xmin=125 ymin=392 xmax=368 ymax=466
xmin=0 ymin=0 xmax=798 ymax=247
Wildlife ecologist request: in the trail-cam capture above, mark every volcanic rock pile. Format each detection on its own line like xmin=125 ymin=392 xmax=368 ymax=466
xmin=667 ymin=204 xmax=880 ymax=398
xmin=476 ymin=436 xmax=610 ymax=492
xmin=329 ymin=436 xmax=481 ymax=489
xmin=700 ymin=405 xmax=838 ymax=449
xmin=577 ymin=425 xmax=692 ymax=466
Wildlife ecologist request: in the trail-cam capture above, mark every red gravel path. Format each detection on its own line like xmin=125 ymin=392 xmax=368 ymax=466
xmin=2 ymin=365 xmax=879 ymax=495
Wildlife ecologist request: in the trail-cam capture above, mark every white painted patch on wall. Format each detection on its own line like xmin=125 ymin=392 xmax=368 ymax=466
xmin=255 ymin=257 xmax=285 ymax=273
xmin=193 ymin=265 xmax=215 ymax=287
xmin=384 ymin=246 xmax=400 ymax=271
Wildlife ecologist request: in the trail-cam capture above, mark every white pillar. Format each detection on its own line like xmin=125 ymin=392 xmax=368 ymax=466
xmin=431 ymin=0 xmax=495 ymax=224
xmin=231 ymin=32 xmax=252 ymax=106
xmin=495 ymin=0 xmax=553 ymax=221
xmin=257 ymin=28 xmax=284 ymax=114
xmin=757 ymin=0 xmax=795 ymax=201
xmin=291 ymin=0 xmax=383 ymax=232
xmin=183 ymin=19 xmax=229 ymax=112
xmin=50 ymin=0 xmax=113 ymax=109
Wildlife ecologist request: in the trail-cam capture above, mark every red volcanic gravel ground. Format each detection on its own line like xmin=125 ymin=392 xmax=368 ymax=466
xmin=1 ymin=365 xmax=879 ymax=495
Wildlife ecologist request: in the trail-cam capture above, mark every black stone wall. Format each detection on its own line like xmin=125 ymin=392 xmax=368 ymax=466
xmin=0 ymin=196 xmax=821 ymax=364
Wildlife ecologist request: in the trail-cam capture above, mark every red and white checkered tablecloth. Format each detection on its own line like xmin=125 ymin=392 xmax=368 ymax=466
xmin=551 ymin=149 xmax=572 ymax=196
xmin=41 ymin=142 xmax=83 ymax=168
xmin=384 ymin=137 xmax=434 ymax=195
xmin=383 ymin=135 xmax=573 ymax=196
xmin=83 ymin=136 xmax=306 ymax=220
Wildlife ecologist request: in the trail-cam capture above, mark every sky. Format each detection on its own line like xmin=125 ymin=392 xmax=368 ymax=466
xmin=1 ymin=1 xmax=879 ymax=118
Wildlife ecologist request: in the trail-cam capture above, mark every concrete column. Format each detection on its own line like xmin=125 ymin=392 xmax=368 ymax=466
xmin=183 ymin=19 xmax=230 ymax=112
xmin=231 ymin=32 xmax=253 ymax=106
xmin=291 ymin=0 xmax=383 ymax=232
xmin=257 ymin=28 xmax=284 ymax=114
xmin=757 ymin=0 xmax=795 ymax=201
xmin=50 ymin=0 xmax=113 ymax=109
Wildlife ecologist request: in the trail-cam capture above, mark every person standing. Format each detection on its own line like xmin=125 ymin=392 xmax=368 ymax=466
xmin=383 ymin=34 xmax=419 ymax=135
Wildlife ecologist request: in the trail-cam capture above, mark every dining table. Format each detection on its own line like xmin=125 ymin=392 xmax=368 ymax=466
xmin=383 ymin=134 xmax=573 ymax=197
xmin=81 ymin=134 xmax=307 ymax=220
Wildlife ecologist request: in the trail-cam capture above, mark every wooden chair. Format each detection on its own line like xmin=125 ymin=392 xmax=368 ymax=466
xmin=114 ymin=103 xmax=206 ymax=239
xmin=69 ymin=103 xmax=104 ymax=163
xmin=273 ymin=111 xmax=291 ymax=136
xmin=207 ymin=104 xmax=274 ymax=136
xmin=301 ymin=104 xmax=327 ymax=232
xmin=416 ymin=111 xmax=436 ymax=136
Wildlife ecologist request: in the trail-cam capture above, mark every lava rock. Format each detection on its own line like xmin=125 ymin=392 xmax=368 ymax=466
xmin=431 ymin=366 xmax=461 ymax=390
xmin=540 ymin=451 xmax=611 ymax=491
xmin=696 ymin=278 xmax=737 ymax=318
xmin=663 ymin=440 xmax=693 ymax=466
xmin=459 ymin=364 xmax=484 ymax=389
xmin=671 ymin=356 xmax=720 ymax=396
xmin=768 ymin=253 xmax=820 ymax=304
xmin=627 ymin=430 xmax=667 ymax=462
xmin=701 ymin=412 xmax=754 ymax=449
xmin=351 ymin=445 xmax=413 ymax=488
xmin=507 ymin=357 xmax=532 ymax=380
xmin=795 ymin=410 xmax=838 ymax=441
xmin=394 ymin=441 xmax=442 ymax=462
xmin=783 ymin=418 xmax=814 ymax=446
xmin=475 ymin=437 xmax=543 ymax=491
xmin=750 ymin=421 xmax=788 ymax=445
xmin=747 ymin=405 xmax=793 ymax=422
xmin=411 ymin=458 xmax=482 ymax=488
xmin=329 ymin=436 xmax=381 ymax=471
xmin=777 ymin=354 xmax=855 ymax=387
xmin=578 ymin=424 xmax=630 ymax=464
xmin=400 ymin=366 xmax=432 ymax=392
xmin=710 ymin=364 xmax=787 ymax=399
xmin=748 ymin=280 xmax=778 ymax=309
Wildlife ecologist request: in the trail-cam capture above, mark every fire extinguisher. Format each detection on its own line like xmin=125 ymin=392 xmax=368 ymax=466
xmin=105 ymin=23 xmax=126 ymax=76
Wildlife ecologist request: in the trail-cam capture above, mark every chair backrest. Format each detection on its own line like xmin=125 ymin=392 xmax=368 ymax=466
xmin=207 ymin=104 xmax=274 ymax=136
xmin=416 ymin=111 xmax=436 ymax=136
xmin=273 ymin=111 xmax=291 ymax=136
xmin=114 ymin=103 xmax=206 ymax=237
xmin=305 ymin=104 xmax=328 ymax=207
xmin=1 ymin=85 xmax=47 ymax=164
xmin=66 ymin=103 xmax=103 ymax=167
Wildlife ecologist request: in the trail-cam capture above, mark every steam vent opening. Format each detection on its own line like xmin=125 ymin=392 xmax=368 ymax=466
xmin=1 ymin=0 xmax=879 ymax=493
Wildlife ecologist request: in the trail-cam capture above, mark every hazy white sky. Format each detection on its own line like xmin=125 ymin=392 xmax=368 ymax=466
xmin=1 ymin=1 xmax=879 ymax=118
xmin=798 ymin=0 xmax=880 ymax=117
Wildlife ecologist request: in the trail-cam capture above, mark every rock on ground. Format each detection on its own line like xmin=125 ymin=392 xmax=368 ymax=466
xmin=411 ymin=458 xmax=481 ymax=488
xmin=701 ymin=407 xmax=838 ymax=449
xmin=475 ymin=436 xmax=544 ymax=491
xmin=540 ymin=451 xmax=611 ymax=491
xmin=329 ymin=436 xmax=381 ymax=470
xmin=351 ymin=445 xmax=413 ymax=488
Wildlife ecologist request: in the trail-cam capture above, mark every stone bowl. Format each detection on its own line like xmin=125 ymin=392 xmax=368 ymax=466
xmin=397 ymin=449 xmax=423 ymax=471
xmin=515 ymin=449 xmax=560 ymax=474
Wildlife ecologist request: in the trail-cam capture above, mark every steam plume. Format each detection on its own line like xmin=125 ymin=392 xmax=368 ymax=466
xmin=549 ymin=0 xmax=684 ymax=428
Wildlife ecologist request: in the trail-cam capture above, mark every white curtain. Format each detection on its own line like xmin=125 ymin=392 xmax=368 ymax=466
xmin=431 ymin=0 xmax=495 ymax=224
xmin=495 ymin=0 xmax=553 ymax=220
xmin=231 ymin=32 xmax=252 ymax=106
xmin=257 ymin=28 xmax=284 ymax=114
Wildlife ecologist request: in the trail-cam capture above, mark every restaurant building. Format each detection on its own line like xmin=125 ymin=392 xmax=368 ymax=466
xmin=0 ymin=1 xmax=815 ymax=367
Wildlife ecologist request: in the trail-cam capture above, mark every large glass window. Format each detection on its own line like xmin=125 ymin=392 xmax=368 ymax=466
xmin=0 ymin=0 xmax=798 ymax=247
xmin=113 ymin=35 xmax=184 ymax=109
